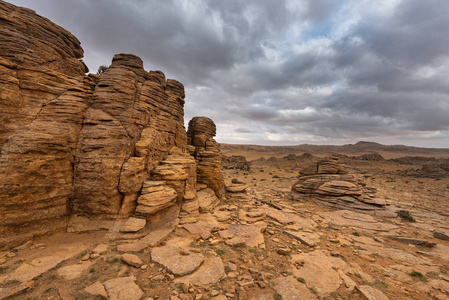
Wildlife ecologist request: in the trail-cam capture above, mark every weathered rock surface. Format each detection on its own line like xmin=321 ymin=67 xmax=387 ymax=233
xmin=85 ymin=281 xmax=108 ymax=299
xmin=56 ymin=261 xmax=95 ymax=280
xmin=120 ymin=217 xmax=146 ymax=233
xmin=272 ymin=276 xmax=317 ymax=299
xmin=291 ymin=157 xmax=387 ymax=214
xmin=121 ymin=253 xmax=143 ymax=268
xmin=0 ymin=1 xmax=225 ymax=246
xmin=103 ymin=276 xmax=143 ymax=300
xmin=151 ymin=246 xmax=204 ymax=276
xmin=174 ymin=256 xmax=225 ymax=286
xmin=188 ymin=117 xmax=225 ymax=200
xmin=222 ymin=155 xmax=250 ymax=170
xmin=135 ymin=181 xmax=178 ymax=217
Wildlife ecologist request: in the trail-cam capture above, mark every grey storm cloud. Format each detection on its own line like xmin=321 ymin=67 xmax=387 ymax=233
xmin=7 ymin=0 xmax=449 ymax=147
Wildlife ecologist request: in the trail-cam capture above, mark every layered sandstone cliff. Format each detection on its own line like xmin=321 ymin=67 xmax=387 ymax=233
xmin=0 ymin=1 xmax=222 ymax=247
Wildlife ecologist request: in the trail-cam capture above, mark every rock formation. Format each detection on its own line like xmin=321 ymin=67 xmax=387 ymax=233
xmin=291 ymin=156 xmax=386 ymax=214
xmin=187 ymin=116 xmax=225 ymax=199
xmin=222 ymin=155 xmax=250 ymax=170
xmin=0 ymin=1 xmax=223 ymax=247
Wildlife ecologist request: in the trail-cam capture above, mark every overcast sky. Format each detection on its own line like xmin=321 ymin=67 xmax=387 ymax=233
xmin=8 ymin=0 xmax=449 ymax=148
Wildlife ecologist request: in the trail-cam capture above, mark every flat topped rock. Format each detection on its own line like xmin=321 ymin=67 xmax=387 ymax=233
xmin=356 ymin=285 xmax=389 ymax=300
xmin=272 ymin=276 xmax=317 ymax=299
xmin=226 ymin=184 xmax=248 ymax=193
xmin=121 ymin=253 xmax=143 ymax=268
xmin=120 ymin=217 xmax=146 ymax=233
xmin=0 ymin=245 xmax=87 ymax=285
xmin=219 ymin=224 xmax=265 ymax=248
xmin=151 ymin=246 xmax=204 ymax=276
xmin=284 ymin=231 xmax=320 ymax=247
xmin=103 ymin=276 xmax=143 ymax=300
xmin=319 ymin=210 xmax=399 ymax=232
xmin=85 ymin=281 xmax=108 ymax=299
xmin=292 ymin=250 xmax=351 ymax=296
xmin=57 ymin=261 xmax=95 ymax=280
xmin=174 ymin=256 xmax=225 ymax=286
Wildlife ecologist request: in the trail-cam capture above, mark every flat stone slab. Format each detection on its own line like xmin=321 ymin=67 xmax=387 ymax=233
xmin=356 ymin=285 xmax=389 ymax=300
xmin=387 ymin=236 xmax=436 ymax=247
xmin=292 ymin=250 xmax=351 ymax=296
xmin=272 ymin=276 xmax=317 ymax=299
xmin=285 ymin=231 xmax=320 ymax=247
xmin=219 ymin=224 xmax=264 ymax=248
xmin=175 ymin=256 xmax=225 ymax=286
xmin=319 ymin=210 xmax=399 ymax=232
xmin=359 ymin=244 xmax=431 ymax=265
xmin=151 ymin=246 xmax=204 ymax=276
xmin=103 ymin=276 xmax=143 ymax=300
xmin=182 ymin=213 xmax=221 ymax=235
xmin=120 ymin=217 xmax=146 ymax=233
xmin=434 ymin=230 xmax=449 ymax=241
xmin=0 ymin=281 xmax=33 ymax=299
xmin=121 ymin=253 xmax=143 ymax=268
xmin=139 ymin=227 xmax=174 ymax=245
xmin=85 ymin=281 xmax=108 ymax=299
xmin=57 ymin=261 xmax=96 ymax=280
xmin=0 ymin=245 xmax=86 ymax=285
xmin=92 ymin=244 xmax=109 ymax=254
xmin=117 ymin=242 xmax=147 ymax=253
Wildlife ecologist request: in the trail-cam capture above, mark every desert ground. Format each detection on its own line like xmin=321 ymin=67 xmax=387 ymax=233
xmin=1 ymin=143 xmax=449 ymax=300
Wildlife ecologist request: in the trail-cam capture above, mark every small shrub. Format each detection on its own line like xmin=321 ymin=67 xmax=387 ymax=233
xmin=0 ymin=266 xmax=9 ymax=273
xmin=410 ymin=270 xmax=424 ymax=278
xmin=272 ymin=175 xmax=280 ymax=179
xmin=296 ymin=277 xmax=306 ymax=283
xmin=352 ymin=232 xmax=360 ymax=236
xmin=215 ymin=249 xmax=225 ymax=255
xmin=396 ymin=210 xmax=416 ymax=222
xmin=274 ymin=292 xmax=283 ymax=300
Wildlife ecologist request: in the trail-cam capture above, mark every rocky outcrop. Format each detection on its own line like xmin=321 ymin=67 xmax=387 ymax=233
xmin=187 ymin=117 xmax=225 ymax=200
xmin=0 ymin=1 xmax=221 ymax=247
xmin=0 ymin=1 xmax=91 ymax=245
xmin=291 ymin=157 xmax=386 ymax=213
xmin=222 ymin=155 xmax=250 ymax=170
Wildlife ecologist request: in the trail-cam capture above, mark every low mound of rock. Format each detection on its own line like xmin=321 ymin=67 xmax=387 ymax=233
xmin=222 ymin=155 xmax=250 ymax=170
xmin=400 ymin=162 xmax=449 ymax=179
xmin=291 ymin=156 xmax=386 ymax=214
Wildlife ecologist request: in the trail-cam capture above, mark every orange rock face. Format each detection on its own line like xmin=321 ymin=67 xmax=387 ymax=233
xmin=0 ymin=1 xmax=221 ymax=247
xmin=0 ymin=1 xmax=91 ymax=245
xmin=291 ymin=157 xmax=386 ymax=213
xmin=187 ymin=117 xmax=225 ymax=199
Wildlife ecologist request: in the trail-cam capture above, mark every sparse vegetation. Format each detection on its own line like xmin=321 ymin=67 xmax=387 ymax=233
xmin=296 ymin=277 xmax=306 ymax=283
xmin=410 ymin=270 xmax=424 ymax=279
xmin=352 ymin=231 xmax=360 ymax=236
xmin=215 ymin=249 xmax=225 ymax=255
xmin=0 ymin=266 xmax=9 ymax=273
xmin=274 ymin=292 xmax=283 ymax=300
xmin=97 ymin=65 xmax=109 ymax=75
xmin=396 ymin=210 xmax=416 ymax=222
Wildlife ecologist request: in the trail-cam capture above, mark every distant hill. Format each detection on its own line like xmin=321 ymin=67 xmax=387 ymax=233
xmin=220 ymin=141 xmax=449 ymax=160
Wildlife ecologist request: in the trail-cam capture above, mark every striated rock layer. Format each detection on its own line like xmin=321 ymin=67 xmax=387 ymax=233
xmin=0 ymin=1 xmax=223 ymax=247
xmin=0 ymin=1 xmax=91 ymax=245
xmin=187 ymin=117 xmax=225 ymax=200
xmin=291 ymin=156 xmax=386 ymax=214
